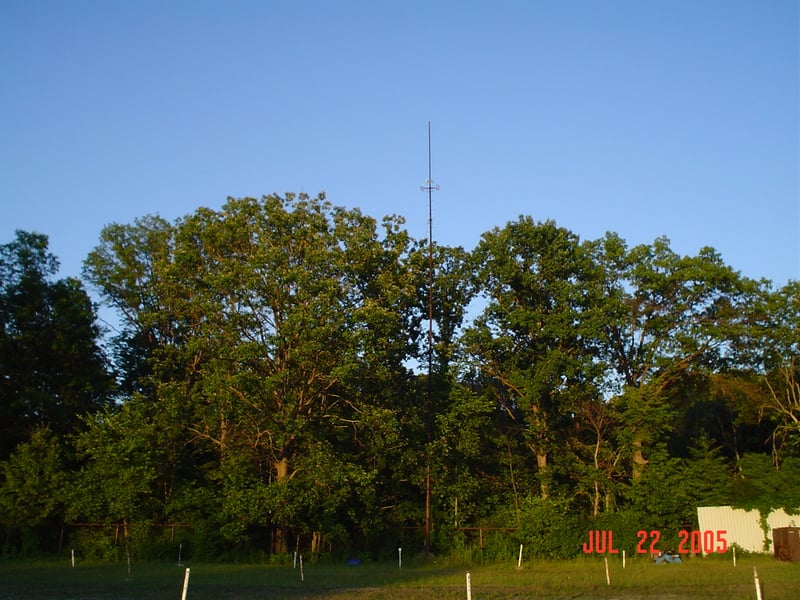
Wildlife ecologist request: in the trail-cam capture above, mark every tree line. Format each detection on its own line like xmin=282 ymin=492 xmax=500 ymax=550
xmin=1 ymin=193 xmax=798 ymax=560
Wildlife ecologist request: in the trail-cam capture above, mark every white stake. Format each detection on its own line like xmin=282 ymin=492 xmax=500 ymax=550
xmin=753 ymin=566 xmax=763 ymax=600
xmin=177 ymin=542 xmax=183 ymax=566
xmin=180 ymin=567 xmax=190 ymax=600
xmin=293 ymin=551 xmax=297 ymax=569
xmin=71 ymin=548 xmax=75 ymax=568
xmin=466 ymin=571 xmax=472 ymax=600
xmin=622 ymin=549 xmax=626 ymax=569
xmin=604 ymin=556 xmax=611 ymax=586
xmin=518 ymin=544 xmax=524 ymax=568
xmin=300 ymin=554 xmax=304 ymax=582
xmin=398 ymin=547 xmax=402 ymax=569
xmin=733 ymin=545 xmax=737 ymax=567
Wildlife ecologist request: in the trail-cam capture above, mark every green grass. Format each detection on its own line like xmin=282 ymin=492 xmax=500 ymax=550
xmin=0 ymin=554 xmax=797 ymax=599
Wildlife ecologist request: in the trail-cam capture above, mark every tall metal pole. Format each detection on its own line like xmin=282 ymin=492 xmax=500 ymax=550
xmin=420 ymin=121 xmax=439 ymax=554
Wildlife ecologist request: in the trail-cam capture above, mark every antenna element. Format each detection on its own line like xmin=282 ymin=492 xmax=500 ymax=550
xmin=420 ymin=121 xmax=438 ymax=555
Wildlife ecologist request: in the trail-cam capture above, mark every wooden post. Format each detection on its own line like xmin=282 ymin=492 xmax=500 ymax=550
xmin=753 ymin=566 xmax=763 ymax=600
xmin=180 ymin=568 xmax=190 ymax=600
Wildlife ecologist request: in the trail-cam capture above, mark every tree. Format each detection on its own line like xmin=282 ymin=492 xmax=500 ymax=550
xmin=83 ymin=194 xmax=422 ymax=553
xmin=68 ymin=400 xmax=162 ymax=527
xmin=594 ymin=234 xmax=762 ymax=477
xmin=0 ymin=230 xmax=113 ymax=459
xmin=764 ymin=361 xmax=800 ymax=457
xmin=80 ymin=215 xmax=176 ymax=400
xmin=757 ymin=282 xmax=800 ymax=459
xmin=0 ymin=428 xmax=65 ymax=553
xmin=464 ymin=218 xmax=606 ymax=499
xmin=571 ymin=396 xmax=622 ymax=516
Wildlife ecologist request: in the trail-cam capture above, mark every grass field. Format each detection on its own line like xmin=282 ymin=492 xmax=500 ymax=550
xmin=0 ymin=554 xmax=797 ymax=599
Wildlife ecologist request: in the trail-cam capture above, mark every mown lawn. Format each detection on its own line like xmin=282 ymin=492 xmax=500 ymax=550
xmin=0 ymin=554 xmax=797 ymax=599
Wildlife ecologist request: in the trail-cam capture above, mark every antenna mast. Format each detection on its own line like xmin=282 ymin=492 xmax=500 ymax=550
xmin=420 ymin=121 xmax=439 ymax=555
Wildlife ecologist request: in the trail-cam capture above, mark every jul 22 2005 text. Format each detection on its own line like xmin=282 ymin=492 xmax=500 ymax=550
xmin=582 ymin=529 xmax=728 ymax=555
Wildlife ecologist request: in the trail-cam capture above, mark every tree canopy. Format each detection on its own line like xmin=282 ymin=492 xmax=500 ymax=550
xmin=0 ymin=231 xmax=113 ymax=459
xmin=1 ymin=196 xmax=797 ymax=560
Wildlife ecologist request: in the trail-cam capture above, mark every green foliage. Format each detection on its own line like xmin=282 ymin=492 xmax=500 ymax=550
xmin=0 ymin=231 xmax=113 ymax=459
xmin=68 ymin=400 xmax=163 ymax=524
xmin=623 ymin=441 xmax=732 ymax=539
xmin=1 ymin=202 xmax=795 ymax=561
xmin=0 ymin=428 xmax=65 ymax=527
xmin=730 ymin=453 xmax=800 ymax=516
xmin=66 ymin=527 xmax=122 ymax=561
xmin=0 ymin=428 xmax=67 ymax=556
xmin=587 ymin=509 xmax=649 ymax=554
xmin=81 ymin=194 xmax=424 ymax=553
xmin=465 ymin=218 xmax=606 ymax=499
xmin=513 ymin=496 xmax=584 ymax=559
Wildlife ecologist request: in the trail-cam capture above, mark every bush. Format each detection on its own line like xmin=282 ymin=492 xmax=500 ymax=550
xmin=66 ymin=527 xmax=121 ymax=562
xmin=514 ymin=496 xmax=584 ymax=559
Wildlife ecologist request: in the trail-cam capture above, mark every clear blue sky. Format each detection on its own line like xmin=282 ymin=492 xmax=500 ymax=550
xmin=2 ymin=0 xmax=798 ymax=292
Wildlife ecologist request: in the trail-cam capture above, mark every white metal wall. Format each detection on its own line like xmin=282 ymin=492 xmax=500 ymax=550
xmin=697 ymin=506 xmax=799 ymax=553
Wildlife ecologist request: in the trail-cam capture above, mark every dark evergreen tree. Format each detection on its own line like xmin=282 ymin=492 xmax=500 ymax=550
xmin=0 ymin=231 xmax=113 ymax=459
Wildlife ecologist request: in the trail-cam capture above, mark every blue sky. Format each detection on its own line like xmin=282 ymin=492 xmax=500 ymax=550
xmin=2 ymin=1 xmax=798 ymax=294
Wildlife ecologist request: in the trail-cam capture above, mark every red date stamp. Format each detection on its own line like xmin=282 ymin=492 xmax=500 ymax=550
xmin=582 ymin=529 xmax=728 ymax=554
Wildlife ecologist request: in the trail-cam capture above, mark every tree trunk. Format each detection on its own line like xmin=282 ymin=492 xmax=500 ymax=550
xmin=311 ymin=531 xmax=322 ymax=556
xmin=537 ymin=452 xmax=549 ymax=499
xmin=593 ymin=480 xmax=601 ymax=517
xmin=593 ymin=436 xmax=602 ymax=517
xmin=604 ymin=489 xmax=615 ymax=513
xmin=632 ymin=436 xmax=648 ymax=480
xmin=271 ymin=457 xmax=290 ymax=554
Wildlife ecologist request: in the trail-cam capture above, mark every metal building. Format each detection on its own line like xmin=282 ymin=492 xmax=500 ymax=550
xmin=696 ymin=506 xmax=799 ymax=554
